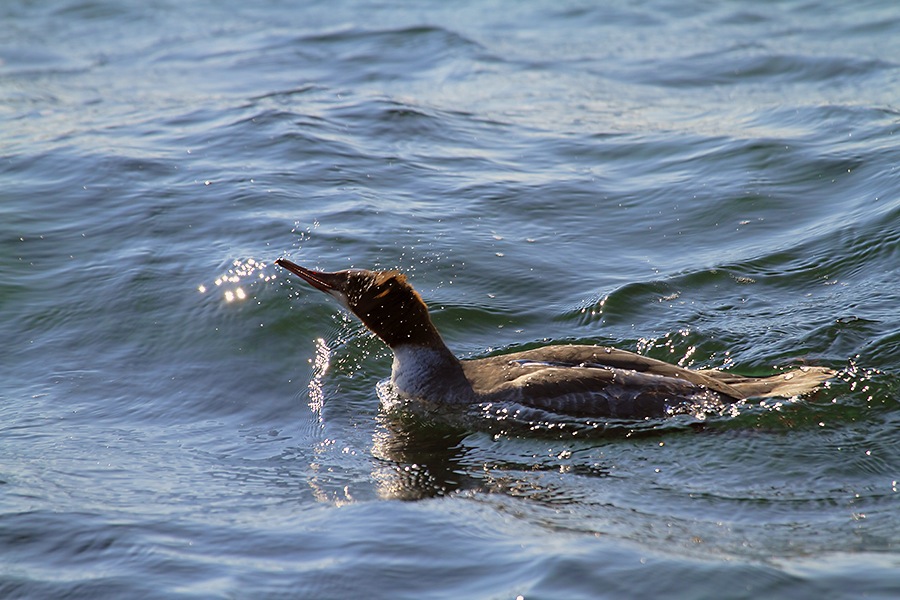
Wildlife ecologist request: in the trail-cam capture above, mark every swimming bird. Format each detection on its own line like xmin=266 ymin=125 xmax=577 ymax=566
xmin=275 ymin=259 xmax=833 ymax=419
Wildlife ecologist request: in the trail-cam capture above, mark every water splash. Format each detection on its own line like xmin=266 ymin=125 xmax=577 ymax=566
xmin=288 ymin=220 xmax=319 ymax=252
xmin=197 ymin=257 xmax=276 ymax=304
xmin=308 ymin=337 xmax=330 ymax=420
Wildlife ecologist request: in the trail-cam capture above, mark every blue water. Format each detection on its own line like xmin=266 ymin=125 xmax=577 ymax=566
xmin=2 ymin=1 xmax=899 ymax=598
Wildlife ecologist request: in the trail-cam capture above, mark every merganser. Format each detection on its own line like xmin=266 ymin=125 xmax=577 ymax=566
xmin=275 ymin=259 xmax=834 ymax=420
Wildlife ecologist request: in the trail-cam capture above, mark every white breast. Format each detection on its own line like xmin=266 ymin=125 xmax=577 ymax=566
xmin=391 ymin=346 xmax=446 ymax=393
xmin=389 ymin=345 xmax=472 ymax=403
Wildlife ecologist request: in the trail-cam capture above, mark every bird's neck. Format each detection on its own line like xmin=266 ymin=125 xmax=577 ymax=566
xmin=389 ymin=343 xmax=474 ymax=404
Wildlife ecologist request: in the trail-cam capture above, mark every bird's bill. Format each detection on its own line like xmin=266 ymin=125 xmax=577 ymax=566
xmin=274 ymin=258 xmax=346 ymax=293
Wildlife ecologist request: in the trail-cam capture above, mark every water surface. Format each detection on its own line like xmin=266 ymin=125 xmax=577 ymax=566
xmin=2 ymin=1 xmax=899 ymax=598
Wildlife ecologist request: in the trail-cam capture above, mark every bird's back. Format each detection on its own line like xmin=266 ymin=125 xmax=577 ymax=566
xmin=460 ymin=345 xmax=833 ymax=419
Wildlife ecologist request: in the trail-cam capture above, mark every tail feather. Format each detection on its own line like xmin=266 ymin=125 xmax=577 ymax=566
xmin=698 ymin=366 xmax=835 ymax=400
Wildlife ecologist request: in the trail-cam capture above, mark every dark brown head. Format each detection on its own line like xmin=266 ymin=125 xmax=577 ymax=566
xmin=275 ymin=258 xmax=443 ymax=348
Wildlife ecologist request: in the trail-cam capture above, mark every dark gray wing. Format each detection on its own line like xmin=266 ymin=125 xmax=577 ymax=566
xmin=468 ymin=357 xmax=727 ymax=419
xmin=495 ymin=345 xmax=745 ymax=398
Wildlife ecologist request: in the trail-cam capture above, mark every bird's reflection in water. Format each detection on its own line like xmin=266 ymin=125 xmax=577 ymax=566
xmin=370 ymin=396 xmax=614 ymax=503
xmin=371 ymin=408 xmax=474 ymax=501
